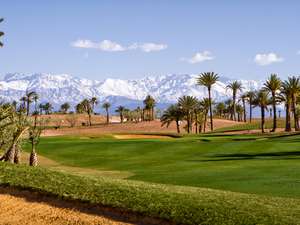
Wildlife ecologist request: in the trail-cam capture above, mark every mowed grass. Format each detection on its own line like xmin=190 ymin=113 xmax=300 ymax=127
xmin=1 ymin=163 xmax=300 ymax=225
xmin=25 ymin=133 xmax=300 ymax=198
xmin=215 ymin=118 xmax=289 ymax=132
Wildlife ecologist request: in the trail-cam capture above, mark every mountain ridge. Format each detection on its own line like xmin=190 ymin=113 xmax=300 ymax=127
xmin=0 ymin=73 xmax=263 ymax=110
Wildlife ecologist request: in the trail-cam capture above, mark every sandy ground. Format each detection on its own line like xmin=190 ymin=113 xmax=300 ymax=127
xmin=37 ymin=114 xmax=109 ymax=127
xmin=43 ymin=119 xmax=243 ymax=137
xmin=0 ymin=187 xmax=171 ymax=225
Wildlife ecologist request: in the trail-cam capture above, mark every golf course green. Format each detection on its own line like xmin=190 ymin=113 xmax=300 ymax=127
xmin=27 ymin=133 xmax=300 ymax=198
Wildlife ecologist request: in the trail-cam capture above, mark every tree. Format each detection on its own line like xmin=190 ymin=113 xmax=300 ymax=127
xmin=178 ymin=96 xmax=198 ymax=133
xmin=197 ymin=72 xmax=219 ymax=131
xmin=102 ymin=102 xmax=111 ymax=124
xmin=199 ymin=98 xmax=211 ymax=132
xmin=226 ymin=81 xmax=243 ymax=121
xmin=60 ymin=102 xmax=70 ymax=114
xmin=283 ymin=76 xmax=300 ymax=131
xmin=246 ymin=91 xmax=255 ymax=123
xmin=90 ymin=97 xmax=98 ymax=113
xmin=215 ymin=102 xmax=226 ymax=118
xmin=43 ymin=102 xmax=53 ymax=115
xmin=28 ymin=114 xmax=45 ymax=166
xmin=280 ymin=83 xmax=292 ymax=132
xmin=161 ymin=104 xmax=184 ymax=133
xmin=23 ymin=91 xmax=38 ymax=116
xmin=263 ymin=74 xmax=281 ymax=132
xmin=240 ymin=94 xmax=248 ymax=122
xmin=0 ymin=108 xmax=28 ymax=163
xmin=143 ymin=95 xmax=156 ymax=121
xmin=0 ymin=18 xmax=4 ymax=47
xmin=80 ymin=99 xmax=93 ymax=126
xmin=116 ymin=106 xmax=125 ymax=123
xmin=253 ymin=90 xmax=270 ymax=133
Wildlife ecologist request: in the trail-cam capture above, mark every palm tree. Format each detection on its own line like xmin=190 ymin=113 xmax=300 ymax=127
xmin=0 ymin=18 xmax=4 ymax=47
xmin=43 ymin=102 xmax=53 ymax=115
xmin=143 ymin=95 xmax=156 ymax=121
xmin=284 ymin=76 xmax=300 ymax=131
xmin=253 ymin=90 xmax=270 ymax=133
xmin=81 ymin=99 xmax=93 ymax=126
xmin=60 ymin=102 xmax=70 ymax=114
xmin=246 ymin=91 xmax=255 ymax=123
xmin=280 ymin=83 xmax=292 ymax=132
xmin=102 ymin=102 xmax=111 ymax=124
xmin=263 ymin=74 xmax=281 ymax=132
xmin=196 ymin=72 xmax=219 ymax=131
xmin=199 ymin=98 xmax=210 ymax=132
xmin=33 ymin=94 xmax=39 ymax=113
xmin=178 ymin=96 xmax=198 ymax=133
xmin=226 ymin=81 xmax=243 ymax=121
xmin=90 ymin=97 xmax=98 ymax=113
xmin=115 ymin=106 xmax=125 ymax=123
xmin=23 ymin=91 xmax=38 ymax=116
xmin=240 ymin=94 xmax=248 ymax=122
xmin=215 ymin=102 xmax=226 ymax=118
xmin=161 ymin=104 xmax=183 ymax=133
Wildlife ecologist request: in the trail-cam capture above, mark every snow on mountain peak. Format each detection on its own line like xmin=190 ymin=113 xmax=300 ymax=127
xmin=0 ymin=73 xmax=263 ymax=109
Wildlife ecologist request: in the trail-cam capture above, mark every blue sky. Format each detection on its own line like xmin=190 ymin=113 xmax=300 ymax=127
xmin=1 ymin=1 xmax=300 ymax=80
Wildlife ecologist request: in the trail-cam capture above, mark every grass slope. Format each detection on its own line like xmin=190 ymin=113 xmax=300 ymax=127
xmin=1 ymin=163 xmax=300 ymax=225
xmin=215 ymin=118 xmax=291 ymax=132
xmin=25 ymin=134 xmax=300 ymax=198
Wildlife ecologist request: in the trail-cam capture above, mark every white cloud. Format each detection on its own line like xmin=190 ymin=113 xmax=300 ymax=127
xmin=71 ymin=39 xmax=167 ymax=53
xmin=297 ymin=50 xmax=300 ymax=55
xmin=254 ymin=53 xmax=284 ymax=66
xmin=138 ymin=43 xmax=168 ymax=52
xmin=71 ymin=39 xmax=125 ymax=52
xmin=181 ymin=51 xmax=214 ymax=64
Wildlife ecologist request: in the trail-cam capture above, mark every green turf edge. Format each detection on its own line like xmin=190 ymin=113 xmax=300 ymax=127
xmin=0 ymin=163 xmax=300 ymax=224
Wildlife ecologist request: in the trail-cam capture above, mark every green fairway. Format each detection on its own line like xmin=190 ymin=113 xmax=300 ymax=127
xmin=28 ymin=133 xmax=300 ymax=198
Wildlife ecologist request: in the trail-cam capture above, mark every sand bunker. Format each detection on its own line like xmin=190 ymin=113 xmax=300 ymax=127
xmin=113 ymin=134 xmax=172 ymax=139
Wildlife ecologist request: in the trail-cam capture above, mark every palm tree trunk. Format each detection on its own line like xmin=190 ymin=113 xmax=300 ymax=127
xmin=233 ymin=95 xmax=236 ymax=121
xmin=208 ymin=88 xmax=213 ymax=131
xmin=261 ymin=106 xmax=265 ymax=133
xmin=30 ymin=144 xmax=38 ymax=166
xmin=106 ymin=109 xmax=109 ymax=124
xmin=195 ymin=114 xmax=198 ymax=134
xmin=176 ymin=119 xmax=180 ymax=133
xmin=292 ymin=95 xmax=300 ymax=131
xmin=271 ymin=92 xmax=277 ymax=132
xmin=186 ymin=111 xmax=190 ymax=133
xmin=203 ymin=112 xmax=207 ymax=133
xmin=242 ymin=99 xmax=246 ymax=122
xmin=5 ymin=144 xmax=16 ymax=163
xmin=26 ymin=100 xmax=30 ymax=116
xmin=249 ymin=101 xmax=253 ymax=123
xmin=14 ymin=146 xmax=21 ymax=164
xmin=285 ymin=101 xmax=292 ymax=132
xmin=88 ymin=113 xmax=92 ymax=126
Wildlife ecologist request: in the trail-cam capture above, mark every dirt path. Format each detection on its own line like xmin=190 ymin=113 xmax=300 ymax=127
xmin=0 ymin=188 xmax=132 ymax=225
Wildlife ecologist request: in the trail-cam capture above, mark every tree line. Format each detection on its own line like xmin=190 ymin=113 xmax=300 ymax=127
xmin=161 ymin=72 xmax=300 ymax=133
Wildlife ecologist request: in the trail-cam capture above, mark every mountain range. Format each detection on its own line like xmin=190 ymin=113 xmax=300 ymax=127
xmin=0 ymin=73 xmax=264 ymax=112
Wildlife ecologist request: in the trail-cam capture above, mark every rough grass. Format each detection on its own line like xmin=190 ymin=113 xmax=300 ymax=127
xmin=1 ymin=163 xmax=300 ymax=225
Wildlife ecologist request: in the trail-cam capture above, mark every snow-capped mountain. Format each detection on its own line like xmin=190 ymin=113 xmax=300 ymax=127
xmin=0 ymin=73 xmax=263 ymax=111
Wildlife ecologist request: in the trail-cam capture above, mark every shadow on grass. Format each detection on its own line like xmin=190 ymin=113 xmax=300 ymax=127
xmin=194 ymin=151 xmax=300 ymax=162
